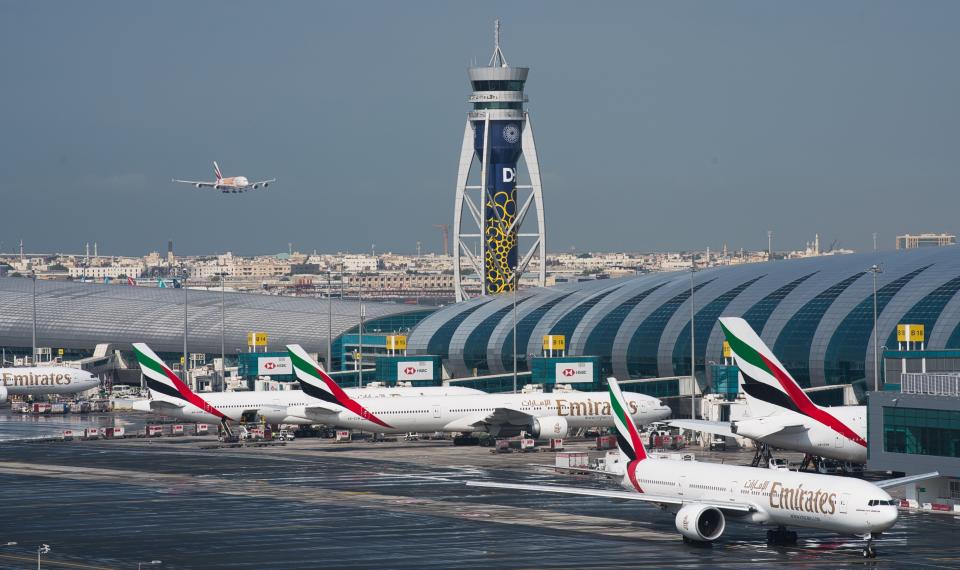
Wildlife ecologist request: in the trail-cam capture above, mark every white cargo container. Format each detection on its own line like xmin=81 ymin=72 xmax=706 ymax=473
xmin=555 ymin=452 xmax=589 ymax=469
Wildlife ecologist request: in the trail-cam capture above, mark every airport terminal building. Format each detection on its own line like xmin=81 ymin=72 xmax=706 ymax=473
xmin=0 ymin=277 xmax=429 ymax=373
xmin=3 ymin=247 xmax=960 ymax=396
xmin=408 ymin=247 xmax=960 ymax=394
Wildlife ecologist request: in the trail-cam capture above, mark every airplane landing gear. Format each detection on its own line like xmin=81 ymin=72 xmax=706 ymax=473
xmin=862 ymin=535 xmax=877 ymax=558
xmin=751 ymin=443 xmax=773 ymax=467
xmin=766 ymin=526 xmax=798 ymax=545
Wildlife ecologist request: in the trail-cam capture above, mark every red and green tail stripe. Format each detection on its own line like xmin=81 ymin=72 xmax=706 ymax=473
xmin=288 ymin=349 xmax=392 ymax=429
xmin=719 ymin=321 xmax=866 ymax=448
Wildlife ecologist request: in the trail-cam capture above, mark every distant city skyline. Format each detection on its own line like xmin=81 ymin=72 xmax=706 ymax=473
xmin=2 ymin=1 xmax=958 ymax=256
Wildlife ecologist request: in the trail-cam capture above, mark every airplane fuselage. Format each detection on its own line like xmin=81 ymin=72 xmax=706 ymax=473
xmin=145 ymin=389 xmax=672 ymax=436
xmin=735 ymin=406 xmax=867 ymax=462
xmin=138 ymin=386 xmax=483 ymax=424
xmin=0 ymin=366 xmax=99 ymax=398
xmin=214 ymin=176 xmax=249 ymax=190
xmin=624 ymin=458 xmax=896 ymax=535
xmin=288 ymin=391 xmax=671 ymax=435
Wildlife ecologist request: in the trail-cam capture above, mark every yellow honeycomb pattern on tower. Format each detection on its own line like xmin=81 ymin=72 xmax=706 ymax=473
xmin=485 ymin=189 xmax=517 ymax=294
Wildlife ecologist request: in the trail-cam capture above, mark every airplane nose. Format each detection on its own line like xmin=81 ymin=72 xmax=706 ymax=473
xmin=874 ymin=506 xmax=899 ymax=532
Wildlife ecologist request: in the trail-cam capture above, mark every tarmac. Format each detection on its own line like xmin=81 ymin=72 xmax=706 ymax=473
xmin=1 ymin=413 xmax=959 ymax=569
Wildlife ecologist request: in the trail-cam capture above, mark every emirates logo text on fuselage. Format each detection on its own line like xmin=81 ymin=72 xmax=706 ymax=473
xmin=744 ymin=479 xmax=839 ymax=515
xmin=3 ymin=372 xmax=74 ymax=387
xmin=523 ymin=398 xmax=640 ymax=417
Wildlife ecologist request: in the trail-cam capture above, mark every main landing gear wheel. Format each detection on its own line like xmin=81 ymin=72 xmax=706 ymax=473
xmin=766 ymin=527 xmax=798 ymax=545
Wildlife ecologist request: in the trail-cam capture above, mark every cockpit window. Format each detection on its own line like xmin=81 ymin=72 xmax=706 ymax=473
xmin=868 ymin=499 xmax=898 ymax=506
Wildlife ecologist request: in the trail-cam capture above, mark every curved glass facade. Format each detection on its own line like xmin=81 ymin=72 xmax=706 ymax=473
xmin=406 ymin=247 xmax=960 ymax=390
xmin=626 ymin=280 xmax=715 ymax=378
xmin=823 ymin=266 xmax=929 ymax=385
xmin=583 ymin=284 xmax=665 ymax=376
xmin=672 ymin=276 xmax=765 ymax=377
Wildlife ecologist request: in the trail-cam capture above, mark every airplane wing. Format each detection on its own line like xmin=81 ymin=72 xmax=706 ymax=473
xmin=466 ymin=481 xmax=755 ymax=513
xmin=875 ymin=471 xmax=940 ymax=490
xmin=443 ymin=407 xmax=533 ymax=432
xmin=668 ymin=419 xmax=736 ymax=438
xmin=148 ymin=400 xmax=184 ymax=412
xmin=172 ymin=179 xmax=216 ymax=188
xmin=286 ymin=403 xmax=340 ymax=422
xmin=758 ymin=423 xmax=808 ymax=437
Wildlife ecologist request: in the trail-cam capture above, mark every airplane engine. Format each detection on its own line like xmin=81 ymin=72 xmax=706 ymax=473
xmin=675 ymin=504 xmax=725 ymax=542
xmin=0 ymin=386 xmax=7 ymax=404
xmin=529 ymin=416 xmax=569 ymax=439
xmin=195 ymin=183 xmax=202 ymax=188
xmin=251 ymin=184 xmax=259 ymax=190
xmin=263 ymin=182 xmax=269 ymax=188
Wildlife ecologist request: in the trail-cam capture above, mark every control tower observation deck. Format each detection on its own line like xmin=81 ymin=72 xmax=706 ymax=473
xmin=453 ymin=20 xmax=546 ymax=302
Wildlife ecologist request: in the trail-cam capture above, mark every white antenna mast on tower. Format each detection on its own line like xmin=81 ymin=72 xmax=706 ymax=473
xmin=489 ymin=19 xmax=509 ymax=67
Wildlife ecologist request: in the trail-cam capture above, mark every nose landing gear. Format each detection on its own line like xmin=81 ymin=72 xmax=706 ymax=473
xmin=862 ymin=534 xmax=877 ymax=558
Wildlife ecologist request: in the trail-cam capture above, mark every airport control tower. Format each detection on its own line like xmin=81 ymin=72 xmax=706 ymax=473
xmin=453 ymin=20 xmax=546 ymax=302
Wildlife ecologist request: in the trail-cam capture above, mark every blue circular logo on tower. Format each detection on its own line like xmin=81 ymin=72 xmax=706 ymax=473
xmin=502 ymin=124 xmax=520 ymax=144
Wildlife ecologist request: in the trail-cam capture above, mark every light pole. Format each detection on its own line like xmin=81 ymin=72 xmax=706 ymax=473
xmin=512 ymin=267 xmax=518 ymax=394
xmin=326 ymin=270 xmax=333 ymax=371
xmin=358 ymin=283 xmax=364 ymax=388
xmin=689 ymin=257 xmax=697 ymax=420
xmin=30 ymin=271 xmax=37 ymax=364
xmin=37 ymin=544 xmax=50 ymax=570
xmin=138 ymin=560 xmax=162 ymax=570
xmin=869 ymin=264 xmax=883 ymax=392
xmin=216 ymin=272 xmax=228 ymax=390
xmin=182 ymin=270 xmax=189 ymax=384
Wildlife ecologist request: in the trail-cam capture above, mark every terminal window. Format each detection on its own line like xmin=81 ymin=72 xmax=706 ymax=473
xmin=883 ymin=406 xmax=960 ymax=458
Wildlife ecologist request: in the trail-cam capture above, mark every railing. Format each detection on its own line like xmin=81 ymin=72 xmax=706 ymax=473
xmin=901 ymin=373 xmax=960 ymax=397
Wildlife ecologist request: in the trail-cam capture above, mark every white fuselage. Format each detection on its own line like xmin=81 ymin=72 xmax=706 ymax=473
xmin=138 ymin=386 xmax=483 ymax=424
xmin=0 ymin=366 xmax=99 ymax=397
xmin=735 ymin=406 xmax=867 ymax=462
xmin=215 ymin=176 xmax=249 ymax=189
xmin=624 ymin=458 xmax=896 ymax=535
xmin=288 ymin=391 xmax=671 ymax=435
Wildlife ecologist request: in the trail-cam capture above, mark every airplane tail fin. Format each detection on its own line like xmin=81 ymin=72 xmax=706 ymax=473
xmin=607 ymin=378 xmax=647 ymax=463
xmin=213 ymin=161 xmax=223 ymax=181
xmin=132 ymin=343 xmax=226 ymax=418
xmin=286 ymin=344 xmax=392 ymax=428
xmin=719 ymin=317 xmax=817 ymax=417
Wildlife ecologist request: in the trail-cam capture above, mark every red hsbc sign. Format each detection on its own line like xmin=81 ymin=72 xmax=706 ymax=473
xmin=404 ymin=367 xmax=417 ymax=375
xmin=561 ymin=368 xmax=576 ymax=377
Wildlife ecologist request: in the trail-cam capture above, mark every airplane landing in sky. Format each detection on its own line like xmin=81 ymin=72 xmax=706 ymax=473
xmin=173 ymin=161 xmax=276 ymax=193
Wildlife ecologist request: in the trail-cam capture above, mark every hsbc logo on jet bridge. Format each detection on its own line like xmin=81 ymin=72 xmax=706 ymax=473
xmin=257 ymin=356 xmax=292 ymax=376
xmin=397 ymin=361 xmax=434 ymax=381
xmin=555 ymin=362 xmax=594 ymax=383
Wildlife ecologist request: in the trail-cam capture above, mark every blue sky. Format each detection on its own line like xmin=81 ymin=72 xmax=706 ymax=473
xmin=1 ymin=1 xmax=958 ymax=256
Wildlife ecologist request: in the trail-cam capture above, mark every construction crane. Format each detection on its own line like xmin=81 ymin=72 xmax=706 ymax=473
xmin=433 ymin=224 xmax=450 ymax=256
